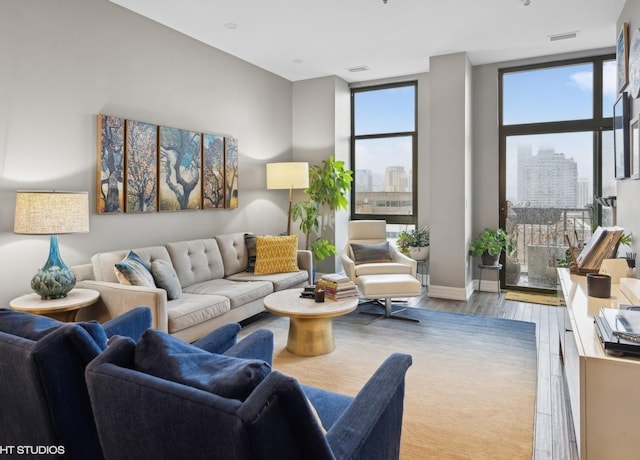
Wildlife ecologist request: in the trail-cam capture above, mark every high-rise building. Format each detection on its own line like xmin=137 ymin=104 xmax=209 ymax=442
xmin=385 ymin=166 xmax=408 ymax=192
xmin=519 ymin=148 xmax=577 ymax=207
xmin=355 ymin=169 xmax=373 ymax=192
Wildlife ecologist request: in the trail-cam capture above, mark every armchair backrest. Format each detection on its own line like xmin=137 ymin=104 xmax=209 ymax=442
xmin=86 ymin=336 xmax=335 ymax=460
xmin=348 ymin=220 xmax=387 ymax=243
xmin=0 ymin=309 xmax=108 ymax=460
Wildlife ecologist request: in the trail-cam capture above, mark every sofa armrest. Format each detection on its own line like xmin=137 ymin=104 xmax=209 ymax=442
xmin=102 ymin=307 xmax=152 ymax=342
xmin=76 ymin=280 xmax=169 ymax=333
xmin=193 ymin=325 xmax=274 ymax=366
xmin=297 ymin=250 xmax=313 ymax=284
xmin=325 ymin=353 xmax=412 ymax=460
xmin=192 ymin=323 xmax=241 ymax=353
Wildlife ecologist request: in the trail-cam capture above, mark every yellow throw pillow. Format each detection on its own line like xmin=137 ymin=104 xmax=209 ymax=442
xmin=254 ymin=235 xmax=299 ymax=275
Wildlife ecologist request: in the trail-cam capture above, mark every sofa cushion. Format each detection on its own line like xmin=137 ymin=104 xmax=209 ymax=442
xmin=166 ymin=239 xmax=225 ymax=288
xmin=134 ymin=329 xmax=270 ymax=401
xmin=254 ymin=235 xmax=299 ymax=275
xmin=92 ymin=246 xmax=172 ymax=283
xmin=214 ymin=232 xmax=251 ymax=276
xmin=150 ymin=259 xmax=182 ymax=300
xmin=350 ymin=242 xmax=393 ymax=265
xmin=182 ymin=279 xmax=273 ymax=309
xmin=227 ymin=270 xmax=308 ymax=292
xmin=114 ymin=251 xmax=156 ymax=288
xmin=166 ymin=294 xmax=230 ymax=334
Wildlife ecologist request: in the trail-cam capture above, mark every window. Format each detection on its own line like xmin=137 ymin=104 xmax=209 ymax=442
xmin=499 ymin=55 xmax=615 ymax=290
xmin=351 ymin=82 xmax=418 ymax=236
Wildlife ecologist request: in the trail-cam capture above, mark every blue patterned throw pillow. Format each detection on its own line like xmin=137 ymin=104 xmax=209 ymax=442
xmin=114 ymin=251 xmax=156 ymax=288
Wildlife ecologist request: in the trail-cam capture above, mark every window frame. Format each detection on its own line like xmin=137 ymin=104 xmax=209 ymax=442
xmin=350 ymin=81 xmax=418 ymax=225
xmin=498 ymin=54 xmax=615 ymax=230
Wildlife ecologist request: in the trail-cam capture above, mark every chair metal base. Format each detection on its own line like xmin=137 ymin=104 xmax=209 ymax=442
xmin=359 ymin=298 xmax=419 ymax=323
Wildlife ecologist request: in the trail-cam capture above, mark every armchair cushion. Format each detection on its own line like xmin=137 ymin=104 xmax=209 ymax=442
xmin=134 ymin=329 xmax=271 ymax=401
xmin=254 ymin=235 xmax=299 ymax=275
xmin=350 ymin=241 xmax=393 ymax=265
xmin=114 ymin=250 xmax=156 ymax=288
xmin=245 ymin=233 xmax=258 ymax=272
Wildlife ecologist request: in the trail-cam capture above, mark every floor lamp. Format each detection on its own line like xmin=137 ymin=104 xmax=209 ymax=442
xmin=266 ymin=162 xmax=309 ymax=235
xmin=14 ymin=190 xmax=90 ymax=299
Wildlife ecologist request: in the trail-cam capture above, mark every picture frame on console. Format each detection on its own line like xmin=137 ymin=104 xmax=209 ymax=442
xmin=614 ymin=92 xmax=630 ymax=179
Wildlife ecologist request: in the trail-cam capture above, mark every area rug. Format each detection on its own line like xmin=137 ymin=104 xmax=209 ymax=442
xmin=505 ymin=290 xmax=561 ymax=306
xmin=240 ymin=304 xmax=537 ymax=459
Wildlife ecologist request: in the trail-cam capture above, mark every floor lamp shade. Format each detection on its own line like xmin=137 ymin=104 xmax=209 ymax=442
xmin=266 ymin=162 xmax=309 ymax=235
xmin=14 ymin=191 xmax=90 ymax=299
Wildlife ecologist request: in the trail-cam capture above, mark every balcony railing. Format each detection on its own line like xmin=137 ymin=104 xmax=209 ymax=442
xmin=507 ymin=207 xmax=594 ymax=289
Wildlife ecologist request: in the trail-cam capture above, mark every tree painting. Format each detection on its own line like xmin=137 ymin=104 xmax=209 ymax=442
xmin=202 ymin=133 xmax=225 ymax=209
xmin=159 ymin=127 xmax=202 ymax=211
xmin=126 ymin=120 xmax=157 ymax=213
xmin=97 ymin=114 xmax=125 ymax=213
xmin=225 ymin=137 xmax=238 ymax=208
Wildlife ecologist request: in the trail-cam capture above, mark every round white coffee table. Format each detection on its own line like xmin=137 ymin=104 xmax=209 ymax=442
xmin=9 ymin=288 xmax=100 ymax=322
xmin=264 ymin=288 xmax=358 ymax=356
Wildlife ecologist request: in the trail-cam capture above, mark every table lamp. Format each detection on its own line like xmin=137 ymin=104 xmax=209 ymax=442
xmin=14 ymin=191 xmax=90 ymax=299
xmin=266 ymin=162 xmax=309 ymax=235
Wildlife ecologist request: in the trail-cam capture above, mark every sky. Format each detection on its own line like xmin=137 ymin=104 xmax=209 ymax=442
xmin=353 ymin=59 xmax=618 ymax=199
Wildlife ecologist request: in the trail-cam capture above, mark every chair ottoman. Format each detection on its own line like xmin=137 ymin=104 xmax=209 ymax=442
xmin=356 ymin=273 xmax=421 ymax=322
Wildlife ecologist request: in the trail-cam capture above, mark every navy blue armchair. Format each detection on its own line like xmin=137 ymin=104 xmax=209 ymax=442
xmin=0 ymin=307 xmax=152 ymax=460
xmin=86 ymin=333 xmax=412 ymax=460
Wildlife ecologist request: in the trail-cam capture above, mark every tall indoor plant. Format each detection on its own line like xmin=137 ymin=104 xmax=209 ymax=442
xmin=291 ymin=155 xmax=353 ymax=262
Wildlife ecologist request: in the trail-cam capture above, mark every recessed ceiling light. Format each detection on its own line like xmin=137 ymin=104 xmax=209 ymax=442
xmin=224 ymin=23 xmax=238 ymax=30
xmin=548 ymin=31 xmax=578 ymax=42
xmin=347 ymin=66 xmax=370 ymax=73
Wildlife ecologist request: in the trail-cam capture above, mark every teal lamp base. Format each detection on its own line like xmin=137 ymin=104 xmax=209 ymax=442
xmin=31 ymin=235 xmax=77 ymax=299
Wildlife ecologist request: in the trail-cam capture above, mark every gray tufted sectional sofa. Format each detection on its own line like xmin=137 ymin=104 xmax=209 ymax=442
xmin=72 ymin=232 xmax=312 ymax=342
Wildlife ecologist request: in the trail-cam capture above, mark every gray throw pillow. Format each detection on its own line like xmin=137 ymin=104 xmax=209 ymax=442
xmin=134 ymin=329 xmax=271 ymax=401
xmin=350 ymin=241 xmax=393 ymax=265
xmin=150 ymin=259 xmax=182 ymax=300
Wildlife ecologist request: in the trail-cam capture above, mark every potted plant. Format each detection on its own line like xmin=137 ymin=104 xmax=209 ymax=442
xmin=469 ymin=228 xmax=514 ymax=266
xmin=397 ymin=226 xmax=430 ymax=261
xmin=291 ymin=155 xmax=353 ymax=262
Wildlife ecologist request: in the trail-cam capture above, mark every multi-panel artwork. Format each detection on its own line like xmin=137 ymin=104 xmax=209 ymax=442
xmin=97 ymin=114 xmax=238 ymax=213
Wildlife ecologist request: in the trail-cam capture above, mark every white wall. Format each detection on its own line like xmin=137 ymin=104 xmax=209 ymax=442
xmin=0 ymin=0 xmax=293 ymax=306
xmin=618 ymin=0 xmax=640 ymax=257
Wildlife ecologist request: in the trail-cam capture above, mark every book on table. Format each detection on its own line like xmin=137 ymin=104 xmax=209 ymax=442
xmin=594 ymin=306 xmax=640 ymax=356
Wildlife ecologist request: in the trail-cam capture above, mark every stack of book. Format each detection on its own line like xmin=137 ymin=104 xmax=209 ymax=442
xmin=594 ymin=306 xmax=640 ymax=356
xmin=316 ymin=273 xmax=359 ymax=300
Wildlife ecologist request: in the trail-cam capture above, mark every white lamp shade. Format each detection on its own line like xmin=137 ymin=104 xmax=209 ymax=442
xmin=266 ymin=162 xmax=310 ymax=190
xmin=14 ymin=191 xmax=90 ymax=235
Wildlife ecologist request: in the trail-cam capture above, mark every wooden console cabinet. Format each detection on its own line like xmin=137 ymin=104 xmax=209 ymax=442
xmin=558 ymin=268 xmax=640 ymax=459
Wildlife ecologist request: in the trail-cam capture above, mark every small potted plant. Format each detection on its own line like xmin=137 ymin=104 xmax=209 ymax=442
xmin=397 ymin=226 xmax=430 ymax=261
xmin=469 ymin=228 xmax=514 ymax=266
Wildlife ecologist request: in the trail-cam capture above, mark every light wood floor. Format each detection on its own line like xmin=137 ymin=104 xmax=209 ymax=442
xmin=404 ymin=288 xmax=578 ymax=460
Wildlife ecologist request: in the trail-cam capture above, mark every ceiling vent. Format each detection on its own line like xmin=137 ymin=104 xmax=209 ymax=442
xmin=347 ymin=66 xmax=370 ymax=73
xmin=549 ymin=31 xmax=578 ymax=42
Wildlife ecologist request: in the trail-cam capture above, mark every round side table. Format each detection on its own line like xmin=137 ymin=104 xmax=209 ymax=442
xmin=9 ymin=288 xmax=100 ymax=322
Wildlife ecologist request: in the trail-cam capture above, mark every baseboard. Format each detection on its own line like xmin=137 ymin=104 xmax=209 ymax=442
xmin=428 ymin=284 xmax=471 ymax=301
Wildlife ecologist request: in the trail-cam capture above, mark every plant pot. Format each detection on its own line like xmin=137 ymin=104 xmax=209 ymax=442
xmin=409 ymin=246 xmax=429 ymax=261
xmin=505 ymin=260 xmax=521 ymax=285
xmin=481 ymin=251 xmax=500 ymax=266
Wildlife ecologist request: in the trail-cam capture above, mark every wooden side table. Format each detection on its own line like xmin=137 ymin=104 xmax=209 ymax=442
xmin=9 ymin=288 xmax=100 ymax=322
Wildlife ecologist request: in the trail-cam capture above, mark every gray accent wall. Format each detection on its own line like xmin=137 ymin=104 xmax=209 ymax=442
xmin=0 ymin=0 xmax=293 ymax=306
